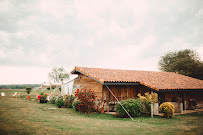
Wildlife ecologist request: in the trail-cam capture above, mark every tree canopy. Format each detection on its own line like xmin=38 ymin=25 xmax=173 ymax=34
xmin=159 ymin=49 xmax=203 ymax=80
xmin=48 ymin=67 xmax=69 ymax=83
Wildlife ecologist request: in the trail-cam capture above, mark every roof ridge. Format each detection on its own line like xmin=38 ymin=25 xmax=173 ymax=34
xmin=75 ymin=66 xmax=167 ymax=73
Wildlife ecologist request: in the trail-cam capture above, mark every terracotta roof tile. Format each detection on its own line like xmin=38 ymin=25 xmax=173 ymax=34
xmin=72 ymin=66 xmax=203 ymax=91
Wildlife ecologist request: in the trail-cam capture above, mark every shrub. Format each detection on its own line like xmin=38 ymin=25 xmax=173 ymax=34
xmin=50 ymin=96 xmax=56 ymax=104
xmin=115 ymin=99 xmax=143 ymax=118
xmin=137 ymin=92 xmax=158 ymax=112
xmin=75 ymin=89 xmax=96 ymax=113
xmin=56 ymin=99 xmax=64 ymax=108
xmin=73 ymin=100 xmax=81 ymax=111
xmin=94 ymin=99 xmax=104 ymax=113
xmin=64 ymin=95 xmax=75 ymax=108
xmin=55 ymin=95 xmax=63 ymax=103
xmin=25 ymin=87 xmax=32 ymax=95
xmin=159 ymin=102 xmax=175 ymax=118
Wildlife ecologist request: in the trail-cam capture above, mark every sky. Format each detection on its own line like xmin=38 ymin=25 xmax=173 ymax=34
xmin=0 ymin=0 xmax=202 ymax=84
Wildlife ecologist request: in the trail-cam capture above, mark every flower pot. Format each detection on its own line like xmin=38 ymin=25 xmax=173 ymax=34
xmin=58 ymin=105 xmax=62 ymax=108
xmin=27 ymin=96 xmax=30 ymax=99
xmin=40 ymin=99 xmax=45 ymax=103
xmin=45 ymin=100 xmax=48 ymax=103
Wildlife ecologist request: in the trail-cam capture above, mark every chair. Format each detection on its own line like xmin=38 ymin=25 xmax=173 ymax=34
xmin=1 ymin=92 xmax=6 ymax=98
xmin=12 ymin=92 xmax=18 ymax=98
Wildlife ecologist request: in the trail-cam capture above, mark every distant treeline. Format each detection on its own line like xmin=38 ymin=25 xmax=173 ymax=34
xmin=0 ymin=84 xmax=41 ymax=89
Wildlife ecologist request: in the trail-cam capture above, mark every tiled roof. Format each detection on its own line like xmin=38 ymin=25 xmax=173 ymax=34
xmin=71 ymin=66 xmax=203 ymax=91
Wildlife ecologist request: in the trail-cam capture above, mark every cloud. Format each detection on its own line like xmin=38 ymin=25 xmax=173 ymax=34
xmin=0 ymin=0 xmax=202 ymax=84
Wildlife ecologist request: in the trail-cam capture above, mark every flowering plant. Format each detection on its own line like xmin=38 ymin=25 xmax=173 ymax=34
xmin=137 ymin=92 xmax=158 ymax=112
xmin=37 ymin=92 xmax=47 ymax=100
xmin=159 ymin=102 xmax=175 ymax=118
xmin=75 ymin=89 xmax=96 ymax=114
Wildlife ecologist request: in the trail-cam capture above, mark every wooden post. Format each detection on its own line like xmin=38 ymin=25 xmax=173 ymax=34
xmin=151 ymin=104 xmax=153 ymax=118
xmin=154 ymin=103 xmax=159 ymax=115
xmin=184 ymin=93 xmax=186 ymax=110
xmin=181 ymin=103 xmax=183 ymax=114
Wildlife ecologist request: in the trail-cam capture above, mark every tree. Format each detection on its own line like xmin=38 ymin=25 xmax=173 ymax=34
xmin=159 ymin=49 xmax=203 ymax=80
xmin=48 ymin=67 xmax=69 ymax=83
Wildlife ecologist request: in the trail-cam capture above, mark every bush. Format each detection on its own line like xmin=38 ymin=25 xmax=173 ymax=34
xmin=75 ymin=89 xmax=96 ymax=113
xmin=25 ymin=87 xmax=32 ymax=95
xmin=50 ymin=96 xmax=56 ymax=104
xmin=73 ymin=100 xmax=81 ymax=111
xmin=64 ymin=95 xmax=75 ymax=108
xmin=55 ymin=95 xmax=63 ymax=103
xmin=137 ymin=92 xmax=158 ymax=112
xmin=159 ymin=102 xmax=175 ymax=118
xmin=56 ymin=99 xmax=64 ymax=108
xmin=115 ymin=99 xmax=143 ymax=118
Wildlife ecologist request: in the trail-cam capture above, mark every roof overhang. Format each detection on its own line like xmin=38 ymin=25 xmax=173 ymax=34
xmin=157 ymin=89 xmax=203 ymax=92
xmin=103 ymin=82 xmax=139 ymax=85
xmin=71 ymin=67 xmax=203 ymax=91
xmin=71 ymin=69 xmax=104 ymax=84
xmin=71 ymin=69 xmax=139 ymax=85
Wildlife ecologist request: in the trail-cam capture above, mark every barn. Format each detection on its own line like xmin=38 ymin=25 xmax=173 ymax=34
xmin=71 ymin=66 xmax=203 ymax=112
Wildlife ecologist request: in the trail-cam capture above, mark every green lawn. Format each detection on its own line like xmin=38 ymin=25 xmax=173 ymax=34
xmin=0 ymin=97 xmax=203 ymax=135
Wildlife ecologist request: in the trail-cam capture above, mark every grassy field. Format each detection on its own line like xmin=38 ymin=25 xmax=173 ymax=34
xmin=0 ymin=97 xmax=203 ymax=135
xmin=1 ymin=89 xmax=60 ymax=99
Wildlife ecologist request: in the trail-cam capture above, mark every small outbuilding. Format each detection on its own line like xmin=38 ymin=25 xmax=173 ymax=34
xmin=71 ymin=66 xmax=203 ymax=112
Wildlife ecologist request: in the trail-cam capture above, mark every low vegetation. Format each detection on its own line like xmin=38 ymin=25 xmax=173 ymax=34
xmin=75 ymin=89 xmax=96 ymax=113
xmin=138 ymin=92 xmax=158 ymax=112
xmin=159 ymin=102 xmax=175 ymax=118
xmin=0 ymin=97 xmax=203 ymax=135
xmin=115 ymin=99 xmax=143 ymax=118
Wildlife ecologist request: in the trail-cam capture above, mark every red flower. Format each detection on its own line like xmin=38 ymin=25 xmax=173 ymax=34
xmin=37 ymin=95 xmax=42 ymax=100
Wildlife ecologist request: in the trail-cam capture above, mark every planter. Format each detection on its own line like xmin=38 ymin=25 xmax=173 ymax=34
xmin=40 ymin=99 xmax=44 ymax=103
xmin=40 ymin=99 xmax=48 ymax=103
xmin=58 ymin=105 xmax=62 ymax=108
xmin=27 ymin=96 xmax=30 ymax=99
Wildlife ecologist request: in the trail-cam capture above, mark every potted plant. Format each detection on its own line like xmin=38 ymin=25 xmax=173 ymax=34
xmin=38 ymin=92 xmax=48 ymax=103
xmin=25 ymin=87 xmax=32 ymax=99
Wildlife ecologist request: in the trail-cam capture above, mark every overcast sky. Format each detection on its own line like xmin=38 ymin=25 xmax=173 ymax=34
xmin=0 ymin=0 xmax=202 ymax=84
